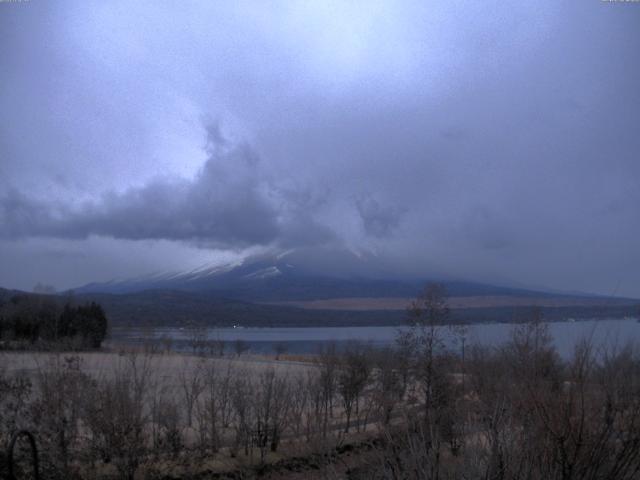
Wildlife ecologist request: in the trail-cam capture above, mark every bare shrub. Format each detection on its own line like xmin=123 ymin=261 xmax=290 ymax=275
xmin=0 ymin=363 xmax=32 ymax=440
xmin=288 ymin=373 xmax=309 ymax=438
xmin=29 ymin=354 xmax=93 ymax=479
xmin=0 ymin=361 xmax=33 ymax=478
xmin=82 ymin=354 xmax=152 ymax=480
xmin=195 ymin=361 xmax=234 ymax=455
xmin=274 ymin=342 xmax=288 ymax=360
xmin=250 ymin=368 xmax=291 ymax=461
xmin=316 ymin=343 xmax=339 ymax=438
xmin=371 ymin=348 xmax=405 ymax=426
xmin=233 ymin=339 xmax=250 ymax=357
xmin=154 ymin=397 xmax=183 ymax=459
xmin=179 ymin=357 xmax=204 ymax=428
xmin=337 ymin=343 xmax=372 ymax=433
xmin=229 ymin=370 xmax=253 ymax=457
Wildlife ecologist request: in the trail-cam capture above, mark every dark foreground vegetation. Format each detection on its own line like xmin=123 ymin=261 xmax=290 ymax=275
xmin=0 ymin=293 xmax=108 ymax=349
xmin=1 ymin=285 xmax=640 ymax=479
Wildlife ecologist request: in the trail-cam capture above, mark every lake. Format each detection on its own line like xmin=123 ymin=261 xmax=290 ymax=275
xmin=108 ymin=317 xmax=640 ymax=358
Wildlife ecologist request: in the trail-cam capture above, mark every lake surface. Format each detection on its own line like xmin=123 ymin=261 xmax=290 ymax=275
xmin=109 ymin=318 xmax=640 ymax=358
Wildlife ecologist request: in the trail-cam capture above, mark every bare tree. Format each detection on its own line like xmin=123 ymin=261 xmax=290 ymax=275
xmin=186 ymin=322 xmax=207 ymax=355
xmin=82 ymin=354 xmax=152 ymax=480
xmin=0 ymin=363 xmax=32 ymax=445
xmin=233 ymin=339 xmax=250 ymax=357
xmin=288 ymin=373 xmax=309 ymax=438
xmin=406 ymin=283 xmax=451 ymax=414
xmin=316 ymin=343 xmax=339 ymax=438
xmin=29 ymin=355 xmax=92 ymax=478
xmin=229 ymin=371 xmax=253 ymax=457
xmin=274 ymin=342 xmax=288 ymax=360
xmin=372 ymin=347 xmax=405 ymax=426
xmin=195 ymin=361 xmax=234 ymax=455
xmin=159 ymin=334 xmax=173 ymax=354
xmin=253 ymin=368 xmax=292 ymax=461
xmin=179 ymin=357 xmax=204 ymax=428
xmin=153 ymin=397 xmax=183 ymax=459
xmin=337 ymin=342 xmax=371 ymax=432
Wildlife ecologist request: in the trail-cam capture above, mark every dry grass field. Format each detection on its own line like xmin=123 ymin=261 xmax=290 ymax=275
xmin=268 ymin=295 xmax=637 ymax=311
xmin=0 ymin=348 xmax=384 ymax=479
xmin=0 ymin=350 xmax=312 ymax=379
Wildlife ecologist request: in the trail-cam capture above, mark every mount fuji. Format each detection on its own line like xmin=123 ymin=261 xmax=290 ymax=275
xmin=73 ymin=247 xmax=540 ymax=302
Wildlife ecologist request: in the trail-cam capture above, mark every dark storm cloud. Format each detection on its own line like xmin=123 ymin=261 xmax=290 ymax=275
xmin=0 ymin=1 xmax=639 ymax=295
xmin=356 ymin=196 xmax=406 ymax=238
xmin=204 ymin=122 xmax=229 ymax=153
xmin=0 ymin=128 xmax=339 ymax=249
xmin=0 ymin=139 xmax=320 ymax=248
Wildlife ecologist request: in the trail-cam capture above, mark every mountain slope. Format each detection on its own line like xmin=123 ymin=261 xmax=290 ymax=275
xmin=67 ymin=248 xmax=640 ymax=327
xmin=73 ymin=248 xmax=572 ymax=302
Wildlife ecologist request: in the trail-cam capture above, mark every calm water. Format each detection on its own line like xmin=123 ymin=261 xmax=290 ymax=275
xmin=109 ymin=318 xmax=640 ymax=358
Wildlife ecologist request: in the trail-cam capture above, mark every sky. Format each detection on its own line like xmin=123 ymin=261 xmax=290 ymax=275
xmin=1 ymin=1 xmax=639 ymax=297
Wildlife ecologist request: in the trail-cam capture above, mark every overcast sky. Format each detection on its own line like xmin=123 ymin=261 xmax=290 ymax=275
xmin=1 ymin=1 xmax=639 ymax=296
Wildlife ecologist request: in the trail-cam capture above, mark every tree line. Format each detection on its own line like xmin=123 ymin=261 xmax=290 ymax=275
xmin=0 ymin=293 xmax=108 ymax=349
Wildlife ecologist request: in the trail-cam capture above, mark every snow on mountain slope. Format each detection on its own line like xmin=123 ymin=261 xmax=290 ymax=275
xmin=72 ymin=247 xmax=572 ymax=302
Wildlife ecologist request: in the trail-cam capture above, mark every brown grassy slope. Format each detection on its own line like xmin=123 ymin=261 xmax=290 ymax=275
xmin=266 ymin=295 xmax=638 ymax=311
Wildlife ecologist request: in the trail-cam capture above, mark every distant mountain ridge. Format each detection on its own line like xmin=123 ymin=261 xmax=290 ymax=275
xmin=3 ymin=285 xmax=636 ymax=328
xmin=2 ymin=276 xmax=638 ymax=329
xmin=29 ymin=247 xmax=632 ymax=327
xmin=72 ymin=248 xmax=576 ymax=302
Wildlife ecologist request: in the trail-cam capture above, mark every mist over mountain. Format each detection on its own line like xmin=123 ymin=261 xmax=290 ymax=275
xmin=73 ymin=246 xmax=604 ymax=303
xmin=3 ymin=245 xmax=636 ymax=328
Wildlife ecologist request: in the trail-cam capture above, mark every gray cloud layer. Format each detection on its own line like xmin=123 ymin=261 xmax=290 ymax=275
xmin=1 ymin=1 xmax=639 ymax=295
xmin=0 ymin=133 xmax=338 ymax=249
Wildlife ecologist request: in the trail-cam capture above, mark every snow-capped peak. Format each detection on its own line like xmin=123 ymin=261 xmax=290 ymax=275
xmin=243 ymin=266 xmax=282 ymax=280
